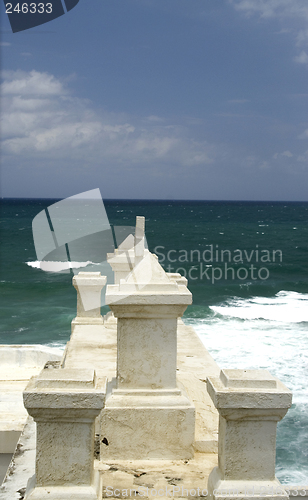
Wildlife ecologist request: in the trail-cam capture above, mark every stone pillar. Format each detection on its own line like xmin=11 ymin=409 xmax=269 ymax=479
xmin=207 ymin=369 xmax=292 ymax=500
xmin=101 ymin=252 xmax=195 ymax=460
xmin=72 ymin=272 xmax=106 ymax=325
xmin=107 ymin=242 xmax=135 ymax=285
xmin=134 ymin=215 xmax=145 ymax=265
xmin=107 ymin=216 xmax=147 ymax=284
xmin=23 ymin=368 xmax=106 ymax=500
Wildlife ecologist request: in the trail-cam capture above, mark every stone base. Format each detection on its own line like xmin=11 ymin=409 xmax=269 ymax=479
xmin=24 ymin=469 xmax=102 ymax=499
xmin=100 ymin=385 xmax=195 ymax=460
xmin=208 ymin=467 xmax=289 ymax=500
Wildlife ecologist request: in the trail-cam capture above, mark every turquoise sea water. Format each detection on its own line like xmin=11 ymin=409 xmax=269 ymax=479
xmin=0 ymin=198 xmax=307 ymax=484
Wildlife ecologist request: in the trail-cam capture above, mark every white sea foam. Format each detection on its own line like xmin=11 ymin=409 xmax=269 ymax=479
xmin=185 ymin=290 xmax=308 ymax=484
xmin=212 ymin=291 xmax=308 ymax=323
xmin=26 ymin=260 xmax=98 ymax=272
xmin=46 ymin=342 xmax=66 ymax=351
xmin=186 ymin=291 xmax=308 ymax=400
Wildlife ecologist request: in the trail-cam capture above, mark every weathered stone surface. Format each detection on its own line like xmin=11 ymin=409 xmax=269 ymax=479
xmin=207 ymin=369 xmax=292 ymax=414
xmin=23 ymin=369 xmax=106 ymax=500
xmin=207 ymin=369 xmax=292 ymax=500
xmin=107 ymin=216 xmax=147 ymax=284
xmin=0 ymin=346 xmax=63 ymax=454
xmin=102 ymin=253 xmax=195 ymax=459
xmin=72 ymin=272 xmax=106 ymax=321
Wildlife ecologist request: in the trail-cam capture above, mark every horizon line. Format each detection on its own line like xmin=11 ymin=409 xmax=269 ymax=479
xmin=1 ymin=197 xmax=308 ymax=203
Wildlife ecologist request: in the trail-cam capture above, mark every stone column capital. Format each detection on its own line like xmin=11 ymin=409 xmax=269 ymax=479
xmin=207 ymin=369 xmax=292 ymax=419
xmin=24 ymin=368 xmax=106 ymax=421
xmin=105 ymin=252 xmax=192 ymax=310
xmin=73 ymin=272 xmax=107 ymax=289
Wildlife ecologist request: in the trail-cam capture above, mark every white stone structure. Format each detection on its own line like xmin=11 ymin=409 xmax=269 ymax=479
xmin=23 ymin=368 xmax=106 ymax=499
xmin=102 ymin=252 xmax=195 ymax=459
xmin=166 ymin=272 xmax=188 ymax=286
xmin=207 ymin=369 xmax=293 ymax=500
xmin=72 ymin=272 xmax=107 ymax=322
xmin=134 ymin=215 xmax=145 ymax=265
xmin=107 ymin=216 xmax=147 ymax=284
xmin=0 ymin=345 xmax=62 ymax=455
xmin=1 ymin=215 xmax=303 ymax=499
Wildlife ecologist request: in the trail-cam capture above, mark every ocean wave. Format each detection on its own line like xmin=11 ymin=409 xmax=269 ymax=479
xmin=185 ymin=290 xmax=308 ymax=401
xmin=211 ymin=291 xmax=308 ymax=323
xmin=26 ymin=260 xmax=99 ymax=272
xmin=184 ymin=290 xmax=308 ymax=483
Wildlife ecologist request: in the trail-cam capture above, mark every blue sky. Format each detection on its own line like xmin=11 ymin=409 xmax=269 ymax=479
xmin=1 ymin=0 xmax=308 ymax=200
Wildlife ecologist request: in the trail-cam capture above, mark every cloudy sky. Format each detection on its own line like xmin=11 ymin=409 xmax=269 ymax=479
xmin=1 ymin=0 xmax=308 ymax=200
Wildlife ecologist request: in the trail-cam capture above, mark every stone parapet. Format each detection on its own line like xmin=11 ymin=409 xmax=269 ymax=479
xmin=207 ymin=369 xmax=292 ymax=500
xmin=23 ymin=368 xmax=106 ymax=500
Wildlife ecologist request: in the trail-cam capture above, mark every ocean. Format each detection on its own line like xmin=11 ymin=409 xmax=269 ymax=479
xmin=0 ymin=198 xmax=307 ymax=484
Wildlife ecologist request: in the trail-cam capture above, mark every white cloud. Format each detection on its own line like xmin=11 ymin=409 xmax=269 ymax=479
xmin=145 ymin=115 xmax=165 ymax=122
xmin=259 ymin=160 xmax=271 ymax=169
xmin=229 ymin=0 xmax=308 ymax=63
xmin=296 ymin=29 xmax=308 ymax=45
xmin=297 ymin=150 xmax=308 ymax=162
xmin=299 ymin=129 xmax=308 ymax=139
xmin=229 ymin=0 xmax=308 ymax=20
xmin=1 ymin=70 xmax=65 ymax=96
xmin=273 ymin=150 xmax=294 ymax=159
xmin=294 ymin=50 xmax=308 ymax=64
xmin=1 ymin=70 xmax=215 ymax=168
xmin=0 ymin=42 xmax=11 ymax=47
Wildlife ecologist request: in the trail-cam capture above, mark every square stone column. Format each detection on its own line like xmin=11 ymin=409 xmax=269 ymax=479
xmin=23 ymin=369 xmax=106 ymax=500
xmin=72 ymin=272 xmax=107 ymax=326
xmin=101 ymin=252 xmax=195 ymax=460
xmin=134 ymin=215 xmax=145 ymax=265
xmin=107 ymin=216 xmax=147 ymax=284
xmin=107 ymin=236 xmax=135 ymax=285
xmin=207 ymin=369 xmax=292 ymax=500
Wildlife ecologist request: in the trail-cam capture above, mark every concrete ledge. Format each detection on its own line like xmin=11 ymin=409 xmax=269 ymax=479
xmin=0 ymin=417 xmax=36 ymax=499
xmin=0 ymin=346 xmax=63 ymax=455
xmin=0 ymin=345 xmax=63 ymax=368
xmin=24 ymin=470 xmax=102 ymax=499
